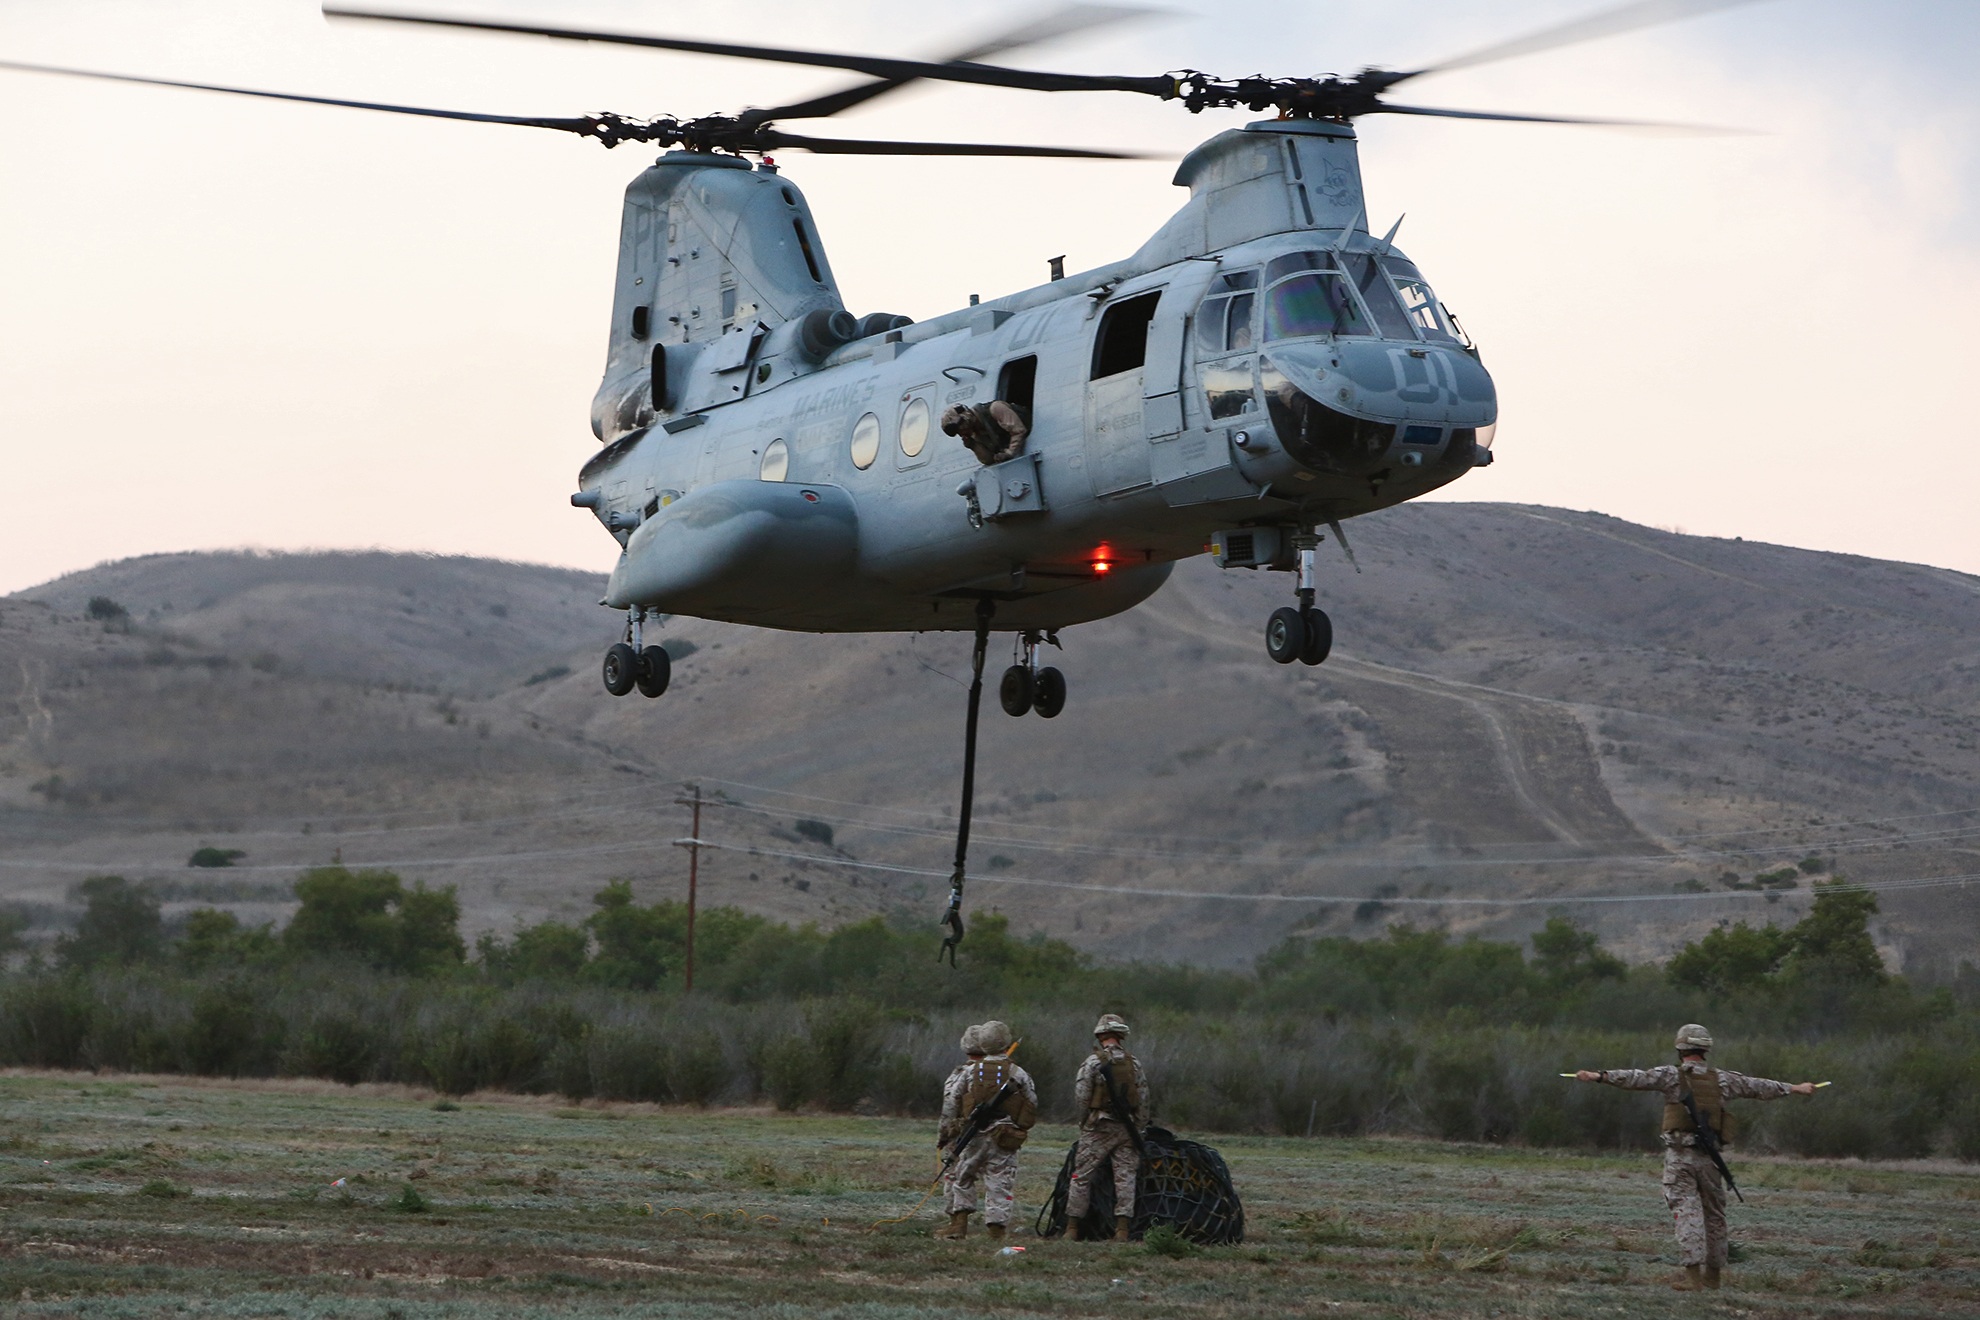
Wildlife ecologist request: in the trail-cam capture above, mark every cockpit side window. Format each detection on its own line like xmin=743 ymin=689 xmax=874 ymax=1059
xmin=1346 ymin=253 xmax=1418 ymax=340
xmin=1382 ymin=258 xmax=1461 ymax=344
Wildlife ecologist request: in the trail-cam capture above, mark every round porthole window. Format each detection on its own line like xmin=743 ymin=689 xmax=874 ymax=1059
xmin=899 ymin=396 xmax=931 ymax=458
xmin=759 ymin=437 xmax=789 ymax=482
xmin=850 ymin=412 xmax=881 ymax=470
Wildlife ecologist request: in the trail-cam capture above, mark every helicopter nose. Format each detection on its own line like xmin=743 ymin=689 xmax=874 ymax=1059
xmin=1260 ymin=343 xmax=1494 ymax=478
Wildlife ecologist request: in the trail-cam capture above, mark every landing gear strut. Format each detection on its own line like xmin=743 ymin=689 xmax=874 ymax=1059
xmin=603 ymin=607 xmax=671 ymax=698
xmin=1265 ymin=533 xmax=1332 ymax=667
xmin=1000 ymin=630 xmax=1066 ymax=718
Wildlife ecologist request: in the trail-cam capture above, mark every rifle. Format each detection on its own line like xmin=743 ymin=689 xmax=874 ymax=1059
xmin=1097 ymin=1060 xmax=1147 ymax=1158
xmin=1679 ymin=1079 xmax=1744 ymax=1205
xmin=941 ymin=1080 xmax=1016 ymax=1175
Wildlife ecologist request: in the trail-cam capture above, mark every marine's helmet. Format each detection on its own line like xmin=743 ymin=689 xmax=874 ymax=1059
xmin=1093 ymin=1013 xmax=1131 ymax=1040
xmin=975 ymin=1020 xmax=1013 ymax=1055
xmin=1674 ymin=1023 xmax=1714 ymax=1052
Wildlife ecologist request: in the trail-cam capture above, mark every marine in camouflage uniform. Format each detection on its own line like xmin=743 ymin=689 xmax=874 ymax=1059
xmin=1575 ymin=1023 xmax=1821 ymax=1291
xmin=940 ymin=400 xmax=1030 ymax=466
xmin=1064 ymin=1013 xmax=1150 ymax=1243
xmin=935 ymin=1020 xmax=1038 ymax=1241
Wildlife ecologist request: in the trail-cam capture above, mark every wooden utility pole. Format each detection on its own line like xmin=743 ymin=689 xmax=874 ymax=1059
xmin=672 ymin=784 xmax=702 ymax=993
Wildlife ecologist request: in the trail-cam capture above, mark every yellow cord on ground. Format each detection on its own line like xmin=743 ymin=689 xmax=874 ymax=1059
xmin=867 ymin=1173 xmax=946 ymax=1231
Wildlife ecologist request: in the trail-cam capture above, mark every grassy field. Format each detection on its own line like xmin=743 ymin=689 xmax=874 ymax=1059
xmin=2 ymin=1069 xmax=1976 ymax=1318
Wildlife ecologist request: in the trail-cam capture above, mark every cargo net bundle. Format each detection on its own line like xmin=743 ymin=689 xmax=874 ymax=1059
xmin=1034 ymin=1126 xmax=1244 ymax=1245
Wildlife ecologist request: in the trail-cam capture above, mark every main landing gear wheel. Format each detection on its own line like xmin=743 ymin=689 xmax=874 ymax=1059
xmin=636 ymin=645 xmax=671 ymax=698
xmin=999 ymin=664 xmax=1034 ymax=717
xmin=1298 ymin=607 xmax=1333 ymax=666
xmin=1265 ymin=607 xmax=1304 ymax=665
xmin=1001 ymin=630 xmax=1068 ymax=717
xmin=1033 ymin=666 xmax=1067 ymax=718
xmin=602 ymin=642 xmax=638 ymax=696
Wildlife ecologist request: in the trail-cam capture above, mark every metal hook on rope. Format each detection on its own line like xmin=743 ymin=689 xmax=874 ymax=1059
xmin=939 ymin=595 xmax=995 ymax=966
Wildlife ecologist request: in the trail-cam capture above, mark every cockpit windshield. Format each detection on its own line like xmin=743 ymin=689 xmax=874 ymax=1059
xmin=1382 ymin=257 xmax=1461 ymax=344
xmin=1265 ymin=269 xmax=1371 ymax=340
xmin=1345 ymin=253 xmax=1418 ymax=340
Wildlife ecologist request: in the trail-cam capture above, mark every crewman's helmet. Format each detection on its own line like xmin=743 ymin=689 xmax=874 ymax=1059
xmin=1674 ymin=1023 xmax=1714 ymax=1052
xmin=1093 ymin=1013 xmax=1131 ymax=1040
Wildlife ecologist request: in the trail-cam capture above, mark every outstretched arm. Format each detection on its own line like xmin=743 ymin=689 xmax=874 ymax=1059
xmin=1574 ymin=1066 xmax=1675 ymax=1092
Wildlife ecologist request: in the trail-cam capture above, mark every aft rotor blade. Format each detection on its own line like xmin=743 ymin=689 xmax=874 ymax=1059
xmin=755 ymin=129 xmax=1157 ymax=158
xmin=1374 ymin=101 xmax=1743 ymax=133
xmin=324 ymin=8 xmax=1177 ymax=99
xmin=0 ymin=57 xmax=599 ymax=135
xmin=1402 ymin=0 xmax=1772 ymax=81
xmin=761 ymin=3 xmax=1154 ymax=123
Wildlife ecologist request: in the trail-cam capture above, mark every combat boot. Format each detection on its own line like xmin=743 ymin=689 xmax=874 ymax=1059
xmin=986 ymin=1223 xmax=1006 ymax=1241
xmin=1113 ymin=1215 xmax=1131 ymax=1243
xmin=1671 ymin=1265 xmax=1704 ymax=1291
xmin=934 ymin=1211 xmax=970 ymax=1240
xmin=1704 ymin=1266 xmax=1723 ymax=1290
xmin=1068 ymin=1219 xmax=1084 ymax=1242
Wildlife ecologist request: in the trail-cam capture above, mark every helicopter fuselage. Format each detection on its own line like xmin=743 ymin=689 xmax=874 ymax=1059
xmin=576 ymin=119 xmax=1497 ymax=633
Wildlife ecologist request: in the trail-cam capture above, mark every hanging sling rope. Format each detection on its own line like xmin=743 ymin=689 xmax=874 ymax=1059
xmin=940 ymin=596 xmax=995 ymax=966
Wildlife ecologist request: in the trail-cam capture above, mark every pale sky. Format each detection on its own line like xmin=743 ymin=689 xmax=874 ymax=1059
xmin=2 ymin=0 xmax=1976 ymax=596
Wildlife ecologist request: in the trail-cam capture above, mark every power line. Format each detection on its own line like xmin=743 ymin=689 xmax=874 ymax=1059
xmin=682 ymin=836 xmax=1980 ymax=907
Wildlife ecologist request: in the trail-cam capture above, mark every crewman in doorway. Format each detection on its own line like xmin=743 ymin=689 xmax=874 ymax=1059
xmin=941 ymin=400 xmax=1029 ymax=466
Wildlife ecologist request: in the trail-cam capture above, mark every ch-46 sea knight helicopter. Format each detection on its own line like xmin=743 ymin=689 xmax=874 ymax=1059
xmin=2 ymin=0 xmax=1753 ymax=715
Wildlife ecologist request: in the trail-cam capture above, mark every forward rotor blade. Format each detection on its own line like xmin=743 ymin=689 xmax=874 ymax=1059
xmin=1374 ymin=101 xmax=1743 ymax=134
xmin=760 ymin=3 xmax=1153 ymax=123
xmin=755 ymin=129 xmax=1157 ymax=158
xmin=1404 ymin=0 xmax=1772 ymax=81
xmin=0 ymin=57 xmax=598 ymax=135
xmin=324 ymin=8 xmax=1176 ymax=98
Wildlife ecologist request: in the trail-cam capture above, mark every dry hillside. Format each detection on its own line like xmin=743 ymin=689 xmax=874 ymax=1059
xmin=3 ymin=504 xmax=1976 ymax=972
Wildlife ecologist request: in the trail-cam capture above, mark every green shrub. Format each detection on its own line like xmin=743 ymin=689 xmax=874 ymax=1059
xmin=761 ymin=1033 xmax=813 ymax=1112
xmin=59 ymin=877 xmax=163 ymax=970
xmin=667 ymin=1029 xmax=730 ymax=1106
xmin=392 ymin=1183 xmax=430 ymax=1213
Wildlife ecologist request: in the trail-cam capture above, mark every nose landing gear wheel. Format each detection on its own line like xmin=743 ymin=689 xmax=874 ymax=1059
xmin=1265 ymin=607 xmax=1304 ymax=665
xmin=1033 ymin=666 xmax=1067 ymax=719
xmin=602 ymin=642 xmax=639 ymax=696
xmin=636 ymin=645 xmax=671 ymax=698
xmin=1298 ymin=608 xmax=1333 ymax=666
xmin=999 ymin=664 xmax=1034 ymax=717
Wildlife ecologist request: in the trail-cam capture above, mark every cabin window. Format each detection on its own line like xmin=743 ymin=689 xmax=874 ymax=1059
xmin=849 ymin=412 xmax=881 ymax=469
xmin=631 ymin=305 xmax=650 ymax=340
xmin=650 ymin=345 xmax=668 ymax=410
xmin=760 ymin=438 xmax=789 ymax=482
xmin=899 ymin=397 xmax=931 ymax=458
xmin=1264 ymin=271 xmax=1370 ymax=340
xmin=1090 ymin=291 xmax=1162 ymax=380
xmin=720 ymin=287 xmax=737 ymax=322
xmin=1346 ymin=253 xmax=1417 ymax=340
